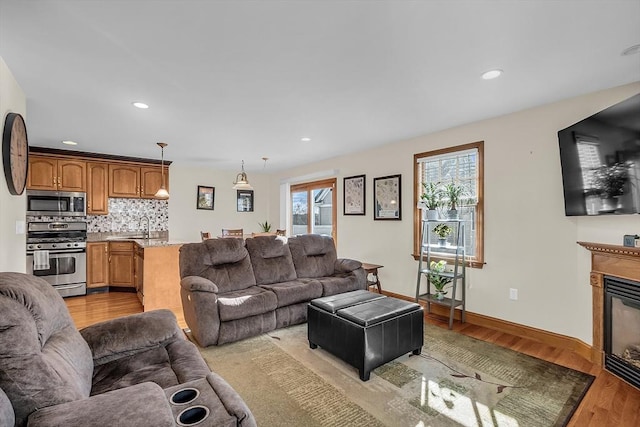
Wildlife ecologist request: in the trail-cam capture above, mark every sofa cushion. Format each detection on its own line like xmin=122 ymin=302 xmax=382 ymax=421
xmin=180 ymin=240 xmax=257 ymax=293
xmin=313 ymin=274 xmax=364 ymax=296
xmin=245 ymin=236 xmax=297 ymax=285
xmin=259 ymin=280 xmax=323 ymax=308
xmin=203 ymin=238 xmax=247 ymax=265
xmin=217 ymin=286 xmax=278 ymax=322
xmin=288 ymin=235 xmax=338 ymax=278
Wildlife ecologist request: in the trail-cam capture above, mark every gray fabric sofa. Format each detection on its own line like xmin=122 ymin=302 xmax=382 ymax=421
xmin=0 ymin=272 xmax=256 ymax=427
xmin=179 ymin=234 xmax=366 ymax=347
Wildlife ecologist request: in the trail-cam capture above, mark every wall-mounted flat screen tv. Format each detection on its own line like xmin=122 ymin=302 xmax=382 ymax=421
xmin=558 ymin=93 xmax=640 ymax=216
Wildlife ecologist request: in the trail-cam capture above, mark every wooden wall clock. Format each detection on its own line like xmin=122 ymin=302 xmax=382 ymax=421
xmin=2 ymin=112 xmax=29 ymax=195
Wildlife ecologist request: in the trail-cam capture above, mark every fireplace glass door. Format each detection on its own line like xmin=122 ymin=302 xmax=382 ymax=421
xmin=604 ymin=276 xmax=640 ymax=389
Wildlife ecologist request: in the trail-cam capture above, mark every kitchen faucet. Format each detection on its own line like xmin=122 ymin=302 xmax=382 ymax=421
xmin=140 ymin=215 xmax=150 ymax=240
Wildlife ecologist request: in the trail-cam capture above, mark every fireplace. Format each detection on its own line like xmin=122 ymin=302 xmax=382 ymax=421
xmin=578 ymin=241 xmax=640 ymax=389
xmin=604 ymin=276 xmax=640 ymax=389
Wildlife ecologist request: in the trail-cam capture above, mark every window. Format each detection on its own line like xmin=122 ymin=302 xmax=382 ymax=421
xmin=413 ymin=141 xmax=484 ymax=268
xmin=290 ymin=178 xmax=337 ymax=242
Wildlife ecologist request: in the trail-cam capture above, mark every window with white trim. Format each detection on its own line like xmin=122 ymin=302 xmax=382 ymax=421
xmin=413 ymin=141 xmax=484 ymax=268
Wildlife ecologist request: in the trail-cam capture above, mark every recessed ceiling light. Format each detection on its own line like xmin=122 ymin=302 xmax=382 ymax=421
xmin=62 ymin=140 xmax=78 ymax=146
xmin=481 ymin=69 xmax=503 ymax=80
xmin=621 ymin=44 xmax=640 ymax=56
xmin=301 ymin=137 xmax=311 ymax=142
xmin=132 ymin=102 xmax=149 ymax=109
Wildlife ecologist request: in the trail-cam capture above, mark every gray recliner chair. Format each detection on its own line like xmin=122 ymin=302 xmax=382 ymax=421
xmin=0 ymin=272 xmax=256 ymax=427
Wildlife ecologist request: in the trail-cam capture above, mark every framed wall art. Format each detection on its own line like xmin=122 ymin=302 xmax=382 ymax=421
xmin=237 ymin=190 xmax=254 ymax=212
xmin=373 ymin=174 xmax=401 ymax=220
xmin=196 ymin=185 xmax=215 ymax=210
xmin=343 ymin=174 xmax=366 ymax=215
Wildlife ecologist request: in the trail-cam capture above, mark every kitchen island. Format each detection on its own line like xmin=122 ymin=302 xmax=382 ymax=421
xmin=87 ymin=234 xmax=189 ymax=321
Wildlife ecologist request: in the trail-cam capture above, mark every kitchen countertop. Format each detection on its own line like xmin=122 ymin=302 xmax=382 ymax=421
xmin=87 ymin=232 xmax=190 ymax=248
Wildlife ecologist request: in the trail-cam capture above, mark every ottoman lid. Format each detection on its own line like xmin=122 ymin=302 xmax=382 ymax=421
xmin=337 ymin=297 xmax=422 ymax=327
xmin=310 ymin=290 xmax=385 ymax=313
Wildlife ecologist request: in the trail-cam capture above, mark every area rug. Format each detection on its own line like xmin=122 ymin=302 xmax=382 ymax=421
xmin=196 ymin=324 xmax=593 ymax=427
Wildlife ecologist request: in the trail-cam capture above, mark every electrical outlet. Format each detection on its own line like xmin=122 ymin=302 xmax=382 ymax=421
xmin=509 ymin=288 xmax=518 ymax=300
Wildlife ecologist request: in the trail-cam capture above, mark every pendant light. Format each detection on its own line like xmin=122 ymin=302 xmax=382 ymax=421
xmin=154 ymin=142 xmax=169 ymax=199
xmin=232 ymin=160 xmax=253 ymax=190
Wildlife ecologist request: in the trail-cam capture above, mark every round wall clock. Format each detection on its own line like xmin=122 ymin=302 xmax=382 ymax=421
xmin=2 ymin=112 xmax=29 ymax=195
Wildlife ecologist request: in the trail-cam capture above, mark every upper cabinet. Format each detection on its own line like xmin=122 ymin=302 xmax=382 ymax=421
xmin=140 ymin=166 xmax=169 ymax=199
xmin=109 ymin=164 xmax=168 ymax=198
xmin=27 ymin=156 xmax=86 ymax=192
xmin=27 ymin=148 xmax=171 ymax=212
xmin=87 ymin=162 xmax=109 ymax=215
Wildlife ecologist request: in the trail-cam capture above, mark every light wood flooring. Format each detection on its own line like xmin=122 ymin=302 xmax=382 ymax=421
xmin=65 ymin=292 xmax=640 ymax=427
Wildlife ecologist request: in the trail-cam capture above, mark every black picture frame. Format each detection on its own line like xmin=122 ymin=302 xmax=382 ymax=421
xmin=196 ymin=185 xmax=215 ymax=210
xmin=237 ymin=190 xmax=254 ymax=212
xmin=343 ymin=174 xmax=366 ymax=215
xmin=373 ymin=174 xmax=401 ymax=220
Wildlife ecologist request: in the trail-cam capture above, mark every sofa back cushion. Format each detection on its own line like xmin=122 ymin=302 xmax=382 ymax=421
xmin=179 ymin=238 xmax=257 ymax=293
xmin=288 ymin=234 xmax=337 ymax=278
xmin=245 ymin=236 xmax=297 ymax=285
xmin=0 ymin=273 xmax=93 ymax=427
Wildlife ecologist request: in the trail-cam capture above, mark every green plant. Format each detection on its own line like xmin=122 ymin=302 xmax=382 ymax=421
xmin=433 ymin=223 xmax=452 ymax=238
xmin=428 ymin=260 xmax=452 ymax=292
xmin=444 ymin=182 xmax=466 ymax=211
xmin=420 ymin=181 xmax=444 ymax=210
xmin=258 ymin=221 xmax=271 ymax=232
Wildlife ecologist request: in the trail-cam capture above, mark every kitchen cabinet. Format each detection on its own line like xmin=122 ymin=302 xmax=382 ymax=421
xmin=109 ymin=241 xmax=135 ymax=288
xmin=87 ymin=162 xmax=109 ymax=215
xmin=87 ymin=242 xmax=109 ymax=288
xmin=109 ymin=164 xmax=169 ymax=199
xmin=134 ymin=244 xmax=144 ymax=304
xmin=27 ymin=155 xmax=86 ymax=191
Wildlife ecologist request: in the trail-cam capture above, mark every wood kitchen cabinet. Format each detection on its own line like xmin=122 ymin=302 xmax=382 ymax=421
xmin=109 ymin=164 xmax=169 ymax=199
xmin=86 ymin=162 xmax=109 ymax=215
xmin=86 ymin=242 xmax=109 ymax=288
xmin=109 ymin=241 xmax=135 ymax=288
xmin=134 ymin=244 xmax=144 ymax=304
xmin=27 ymin=155 xmax=86 ymax=191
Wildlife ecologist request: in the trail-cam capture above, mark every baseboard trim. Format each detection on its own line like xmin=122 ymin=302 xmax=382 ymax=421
xmin=383 ymin=290 xmax=595 ymax=363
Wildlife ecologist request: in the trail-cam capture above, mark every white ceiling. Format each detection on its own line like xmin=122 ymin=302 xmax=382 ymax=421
xmin=1 ymin=1 xmax=639 ymax=172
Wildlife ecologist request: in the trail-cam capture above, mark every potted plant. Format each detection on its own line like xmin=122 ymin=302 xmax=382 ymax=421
xmin=419 ymin=181 xmax=443 ymax=220
xmin=433 ymin=223 xmax=452 ymax=246
xmin=444 ymin=182 xmax=465 ymax=219
xmin=591 ymin=163 xmax=629 ymax=212
xmin=428 ymin=260 xmax=452 ymax=300
xmin=258 ymin=221 xmax=272 ymax=233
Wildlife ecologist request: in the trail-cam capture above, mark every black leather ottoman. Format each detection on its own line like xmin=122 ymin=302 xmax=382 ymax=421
xmin=308 ymin=290 xmax=424 ymax=381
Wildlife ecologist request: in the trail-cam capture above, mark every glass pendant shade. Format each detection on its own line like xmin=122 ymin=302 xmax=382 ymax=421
xmin=233 ymin=160 xmax=253 ymax=190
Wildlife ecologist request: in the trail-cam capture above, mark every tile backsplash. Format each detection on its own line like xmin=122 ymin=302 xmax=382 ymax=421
xmin=87 ymin=198 xmax=168 ymax=233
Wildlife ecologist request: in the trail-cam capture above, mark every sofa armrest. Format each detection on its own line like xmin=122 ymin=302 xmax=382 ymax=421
xmin=334 ymin=258 xmax=362 ymax=274
xmin=181 ymin=275 xmax=219 ymax=293
xmin=27 ymin=382 xmax=175 ymax=427
xmin=80 ymin=309 xmax=183 ymax=365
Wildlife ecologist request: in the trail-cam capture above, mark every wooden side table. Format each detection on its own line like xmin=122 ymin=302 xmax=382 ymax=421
xmin=361 ymin=263 xmax=383 ymax=294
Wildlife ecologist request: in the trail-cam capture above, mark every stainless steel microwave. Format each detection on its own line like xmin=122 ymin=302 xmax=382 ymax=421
xmin=26 ymin=190 xmax=86 ymax=217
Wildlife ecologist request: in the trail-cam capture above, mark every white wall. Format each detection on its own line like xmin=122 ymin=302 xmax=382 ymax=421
xmin=270 ymin=82 xmax=640 ymax=344
xmin=168 ymin=163 xmax=272 ymax=242
xmin=0 ymin=56 xmax=27 ymax=272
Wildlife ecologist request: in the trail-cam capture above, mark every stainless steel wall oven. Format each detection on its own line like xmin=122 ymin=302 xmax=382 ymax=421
xmin=26 ymin=221 xmax=87 ymax=297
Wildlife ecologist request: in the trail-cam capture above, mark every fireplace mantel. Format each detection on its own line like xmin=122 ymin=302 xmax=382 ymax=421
xmin=578 ymin=241 xmax=640 ymax=365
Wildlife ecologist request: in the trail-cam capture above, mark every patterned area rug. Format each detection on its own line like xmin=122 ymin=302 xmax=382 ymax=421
xmin=196 ymin=324 xmax=593 ymax=427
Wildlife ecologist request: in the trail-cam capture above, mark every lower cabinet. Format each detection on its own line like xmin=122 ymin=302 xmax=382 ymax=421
xmin=87 ymin=242 xmax=109 ymax=288
xmin=134 ymin=245 xmax=144 ymax=303
xmin=109 ymin=242 xmax=135 ymax=288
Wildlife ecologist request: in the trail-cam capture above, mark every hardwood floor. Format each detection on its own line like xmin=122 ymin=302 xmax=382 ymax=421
xmin=65 ymin=292 xmax=640 ymax=427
